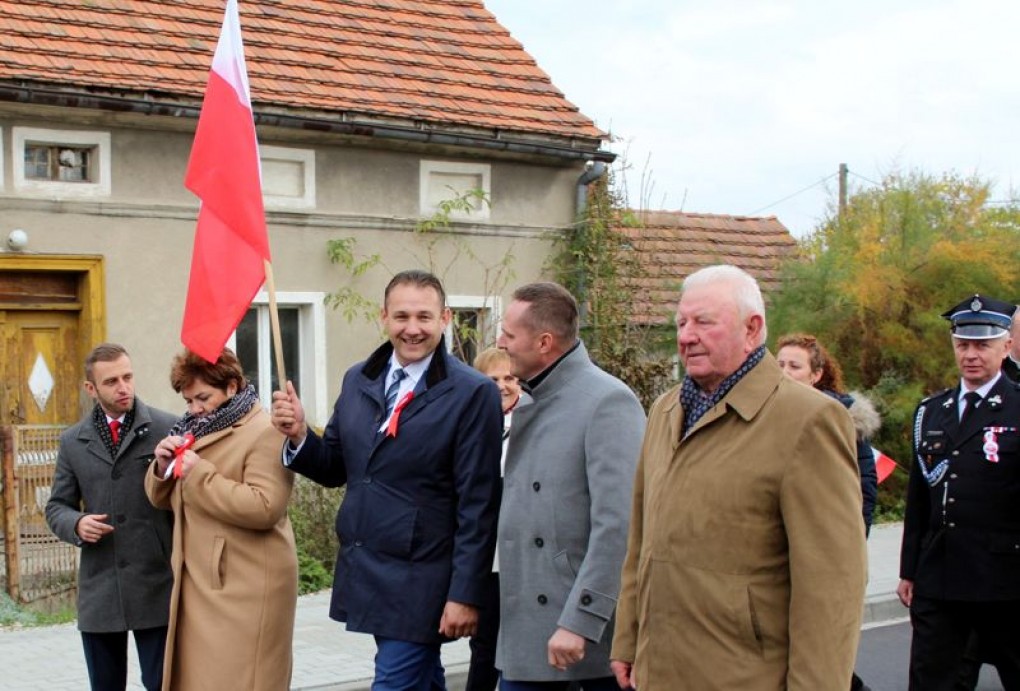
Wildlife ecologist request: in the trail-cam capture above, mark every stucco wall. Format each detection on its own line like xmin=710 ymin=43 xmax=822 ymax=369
xmin=0 ymin=108 xmax=589 ymax=422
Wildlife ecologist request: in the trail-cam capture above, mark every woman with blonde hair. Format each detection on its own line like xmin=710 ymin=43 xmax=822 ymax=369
xmin=466 ymin=347 xmax=524 ymax=691
xmin=146 ymin=348 xmax=297 ymax=691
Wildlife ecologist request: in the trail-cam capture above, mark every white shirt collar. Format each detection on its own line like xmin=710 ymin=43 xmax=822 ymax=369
xmin=387 ymin=352 xmax=433 ymax=388
xmin=959 ymin=372 xmax=1001 ymax=400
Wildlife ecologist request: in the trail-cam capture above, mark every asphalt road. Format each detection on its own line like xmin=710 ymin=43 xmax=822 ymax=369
xmin=856 ymin=619 xmax=1003 ymax=690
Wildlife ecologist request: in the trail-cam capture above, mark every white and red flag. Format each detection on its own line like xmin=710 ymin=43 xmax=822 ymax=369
xmin=871 ymin=446 xmax=899 ymax=484
xmin=181 ymin=0 xmax=269 ymax=363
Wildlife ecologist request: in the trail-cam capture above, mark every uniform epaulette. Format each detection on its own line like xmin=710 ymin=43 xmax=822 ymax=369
xmin=920 ymin=387 xmax=953 ymax=405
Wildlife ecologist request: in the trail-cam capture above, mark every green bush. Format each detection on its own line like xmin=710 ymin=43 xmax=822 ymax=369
xmin=289 ymin=476 xmax=344 ymax=594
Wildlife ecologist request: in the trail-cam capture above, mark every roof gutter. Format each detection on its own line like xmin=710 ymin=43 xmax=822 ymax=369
xmin=0 ymin=83 xmax=616 ymax=164
xmin=573 ymin=161 xmax=610 ymax=326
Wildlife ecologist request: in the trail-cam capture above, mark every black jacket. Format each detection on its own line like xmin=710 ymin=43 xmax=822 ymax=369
xmin=900 ymin=376 xmax=1020 ymax=600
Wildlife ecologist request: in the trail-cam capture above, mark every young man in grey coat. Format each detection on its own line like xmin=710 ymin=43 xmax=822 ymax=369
xmin=495 ymin=282 xmax=646 ymax=690
xmin=46 ymin=343 xmax=175 ymax=691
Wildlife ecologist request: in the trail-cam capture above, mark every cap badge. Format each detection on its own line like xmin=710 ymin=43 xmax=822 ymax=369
xmin=971 ymin=298 xmax=982 ymax=311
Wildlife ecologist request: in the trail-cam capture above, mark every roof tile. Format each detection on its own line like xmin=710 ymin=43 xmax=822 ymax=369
xmin=620 ymin=211 xmax=797 ymax=325
xmin=0 ymin=0 xmax=603 ymax=144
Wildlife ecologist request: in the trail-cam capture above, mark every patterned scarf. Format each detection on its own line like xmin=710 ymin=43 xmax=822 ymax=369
xmin=92 ymin=403 xmax=135 ymax=458
xmin=680 ymin=345 xmax=766 ymax=438
xmin=169 ymin=384 xmax=259 ymax=440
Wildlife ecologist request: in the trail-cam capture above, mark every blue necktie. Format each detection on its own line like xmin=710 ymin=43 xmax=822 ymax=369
xmin=384 ymin=368 xmax=406 ymax=418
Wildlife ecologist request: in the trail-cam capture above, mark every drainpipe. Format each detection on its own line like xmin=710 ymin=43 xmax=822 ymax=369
xmin=574 ymin=161 xmax=608 ymax=327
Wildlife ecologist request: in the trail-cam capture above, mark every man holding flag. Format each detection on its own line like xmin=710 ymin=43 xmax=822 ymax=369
xmin=272 ymin=270 xmax=503 ymax=691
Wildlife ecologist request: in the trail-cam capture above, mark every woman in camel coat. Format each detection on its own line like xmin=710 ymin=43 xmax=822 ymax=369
xmin=146 ymin=348 xmax=296 ymax=691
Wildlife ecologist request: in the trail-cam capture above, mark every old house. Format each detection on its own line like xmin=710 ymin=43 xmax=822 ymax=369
xmin=0 ymin=0 xmax=611 ymax=426
xmin=0 ymin=0 xmax=610 ymax=601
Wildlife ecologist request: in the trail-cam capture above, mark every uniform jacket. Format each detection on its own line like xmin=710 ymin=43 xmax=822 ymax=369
xmin=612 ymin=352 xmax=867 ymax=691
xmin=900 ymin=376 xmax=1020 ymax=601
xmin=496 ymin=341 xmax=645 ymax=681
xmin=145 ymin=404 xmax=297 ymax=691
xmin=287 ymin=339 xmax=503 ymax=644
xmin=46 ymin=399 xmax=175 ymax=633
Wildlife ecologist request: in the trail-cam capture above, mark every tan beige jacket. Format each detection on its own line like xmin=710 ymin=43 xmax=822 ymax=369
xmin=146 ymin=404 xmax=296 ymax=691
xmin=612 ymin=352 xmax=867 ymax=690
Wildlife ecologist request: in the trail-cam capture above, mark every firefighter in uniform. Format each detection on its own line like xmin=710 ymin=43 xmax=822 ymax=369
xmin=898 ymin=294 xmax=1020 ymax=690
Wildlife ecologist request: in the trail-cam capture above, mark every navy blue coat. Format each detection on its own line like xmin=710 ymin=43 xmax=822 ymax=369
xmin=900 ymin=376 xmax=1020 ymax=601
xmin=288 ymin=339 xmax=503 ymax=643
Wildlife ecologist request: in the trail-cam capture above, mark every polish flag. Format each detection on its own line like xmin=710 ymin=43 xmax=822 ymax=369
xmin=181 ymin=0 xmax=269 ymax=363
xmin=871 ymin=446 xmax=899 ymax=484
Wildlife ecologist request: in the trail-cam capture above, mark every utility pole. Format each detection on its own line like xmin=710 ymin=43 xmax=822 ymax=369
xmin=838 ymin=163 xmax=848 ymax=219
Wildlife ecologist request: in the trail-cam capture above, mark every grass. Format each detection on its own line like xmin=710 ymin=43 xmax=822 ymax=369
xmin=0 ymin=592 xmax=76 ymax=628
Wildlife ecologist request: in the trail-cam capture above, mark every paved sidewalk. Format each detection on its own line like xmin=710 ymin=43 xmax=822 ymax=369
xmin=0 ymin=523 xmax=905 ymax=690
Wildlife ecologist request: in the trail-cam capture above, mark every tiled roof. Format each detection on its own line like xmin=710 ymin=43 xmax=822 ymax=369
xmin=621 ymin=210 xmax=798 ymax=326
xmin=0 ymin=0 xmax=604 ymax=148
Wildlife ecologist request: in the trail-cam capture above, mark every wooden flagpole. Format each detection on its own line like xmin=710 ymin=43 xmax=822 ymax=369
xmin=263 ymin=259 xmax=288 ymax=389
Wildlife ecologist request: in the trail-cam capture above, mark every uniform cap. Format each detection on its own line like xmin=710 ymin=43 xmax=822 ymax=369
xmin=941 ymin=294 xmax=1016 ymax=339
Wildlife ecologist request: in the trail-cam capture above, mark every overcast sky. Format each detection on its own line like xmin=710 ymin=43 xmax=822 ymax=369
xmin=484 ymin=0 xmax=1020 ymax=237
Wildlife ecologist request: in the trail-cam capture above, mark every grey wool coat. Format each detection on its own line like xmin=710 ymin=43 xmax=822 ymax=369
xmin=496 ymin=341 xmax=646 ymax=681
xmin=46 ymin=399 xmax=176 ymax=632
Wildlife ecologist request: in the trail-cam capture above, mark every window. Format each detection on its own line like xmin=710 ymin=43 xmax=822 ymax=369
xmin=25 ymin=144 xmax=93 ymax=181
xmin=12 ymin=127 xmax=111 ymax=198
xmin=445 ymin=295 xmax=502 ymax=364
xmin=260 ymin=145 xmax=316 ymax=210
xmin=420 ymin=160 xmax=491 ymax=221
xmin=228 ymin=292 xmax=328 ymax=427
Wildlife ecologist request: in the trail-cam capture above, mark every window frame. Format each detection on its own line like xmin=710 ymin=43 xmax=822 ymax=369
xmin=227 ymin=291 xmax=328 ymax=427
xmin=12 ymin=127 xmax=111 ymax=198
xmin=420 ymin=160 xmax=491 ymax=221
xmin=259 ymin=144 xmax=316 ymax=210
xmin=445 ymin=294 xmax=502 ymax=363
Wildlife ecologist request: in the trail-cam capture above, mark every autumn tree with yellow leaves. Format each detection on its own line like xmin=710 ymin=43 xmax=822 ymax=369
xmin=769 ymin=171 xmax=1020 ymax=513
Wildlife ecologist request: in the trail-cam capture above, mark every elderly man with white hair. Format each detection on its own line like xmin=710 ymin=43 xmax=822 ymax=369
xmin=611 ymin=264 xmax=867 ymax=691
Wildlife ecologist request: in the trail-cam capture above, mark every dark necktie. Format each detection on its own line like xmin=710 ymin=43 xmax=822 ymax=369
xmin=109 ymin=419 xmax=121 ymax=445
xmin=960 ymin=391 xmax=981 ymax=424
xmin=384 ymin=369 xmax=406 ymax=418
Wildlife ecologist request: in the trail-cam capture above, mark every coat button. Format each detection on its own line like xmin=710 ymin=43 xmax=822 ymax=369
xmin=537 ymin=594 xmax=547 ymax=605
xmin=355 ymin=540 xmax=363 ymax=546
xmin=950 ymin=473 xmax=958 ymax=479
xmin=117 ymin=560 xmax=128 ymax=569
xmin=116 ymin=515 xmax=126 ymax=524
xmin=111 ymin=469 xmax=122 ymax=480
xmin=952 ymin=451 xmax=960 ymax=456
xmin=581 ymin=594 xmax=592 ymax=605
xmin=534 ymin=538 xmax=544 ymax=548
xmin=948 ymin=522 xmax=956 ymax=528
xmin=363 ymin=477 xmax=372 ymax=484
xmin=948 ymin=498 xmax=956 ymax=504
xmin=532 ymin=482 xmax=541 ymax=491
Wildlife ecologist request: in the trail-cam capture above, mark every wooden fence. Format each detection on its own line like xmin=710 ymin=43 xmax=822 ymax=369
xmin=1 ymin=424 xmax=77 ymax=603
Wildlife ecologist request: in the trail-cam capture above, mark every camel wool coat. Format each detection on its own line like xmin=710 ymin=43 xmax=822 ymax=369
xmin=612 ymin=352 xmax=868 ymax=690
xmin=145 ymin=404 xmax=297 ymax=691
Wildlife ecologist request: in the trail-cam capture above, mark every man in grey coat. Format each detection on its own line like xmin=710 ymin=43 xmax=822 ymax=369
xmin=495 ymin=282 xmax=646 ymax=690
xmin=46 ymin=343 xmax=175 ymax=691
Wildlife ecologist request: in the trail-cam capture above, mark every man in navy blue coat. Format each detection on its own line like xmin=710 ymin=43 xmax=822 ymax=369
xmin=272 ymin=269 xmax=503 ymax=690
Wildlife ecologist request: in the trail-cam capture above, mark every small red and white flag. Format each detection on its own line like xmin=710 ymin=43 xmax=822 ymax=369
xmin=871 ymin=446 xmax=899 ymax=484
xmin=181 ymin=0 xmax=269 ymax=363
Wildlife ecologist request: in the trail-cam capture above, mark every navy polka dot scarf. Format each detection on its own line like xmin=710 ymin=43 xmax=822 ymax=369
xmin=679 ymin=345 xmax=766 ymax=439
